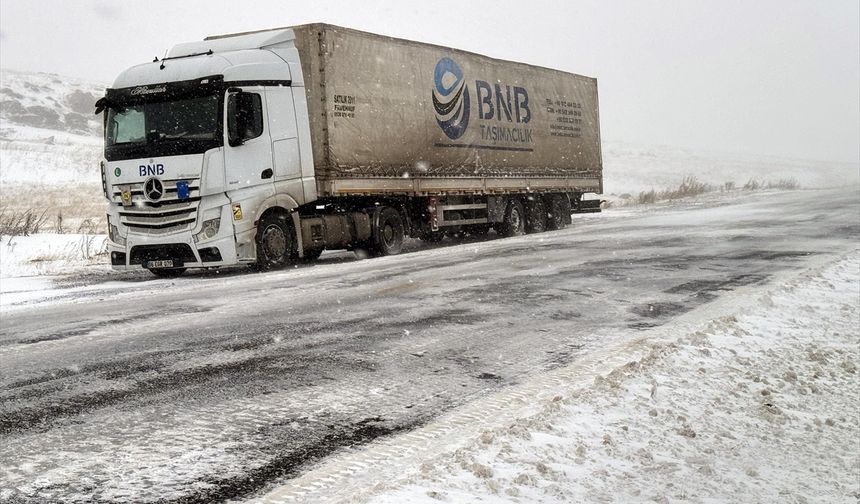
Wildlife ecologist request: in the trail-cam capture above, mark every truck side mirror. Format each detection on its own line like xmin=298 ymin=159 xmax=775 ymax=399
xmin=227 ymin=90 xmax=264 ymax=147
xmin=226 ymin=91 xmax=245 ymax=147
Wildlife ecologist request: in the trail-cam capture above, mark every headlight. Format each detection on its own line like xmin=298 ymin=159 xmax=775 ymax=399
xmin=107 ymin=216 xmax=126 ymax=246
xmin=194 ymin=218 xmax=221 ymax=243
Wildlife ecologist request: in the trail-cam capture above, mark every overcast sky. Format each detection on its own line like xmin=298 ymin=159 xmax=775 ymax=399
xmin=1 ymin=0 xmax=858 ymax=163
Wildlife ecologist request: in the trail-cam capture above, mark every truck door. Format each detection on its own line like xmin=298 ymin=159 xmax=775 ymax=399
xmin=224 ymin=87 xmax=274 ymax=194
xmin=264 ymin=87 xmax=305 ymax=205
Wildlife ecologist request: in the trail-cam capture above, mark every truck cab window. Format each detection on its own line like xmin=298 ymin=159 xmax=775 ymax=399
xmin=109 ymin=106 xmax=145 ymax=144
xmin=103 ymin=93 xmax=221 ymax=160
xmin=227 ymin=92 xmax=263 ymax=146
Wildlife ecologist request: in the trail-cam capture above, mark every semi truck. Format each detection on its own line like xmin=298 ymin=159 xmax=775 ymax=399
xmin=96 ymin=24 xmax=603 ymax=276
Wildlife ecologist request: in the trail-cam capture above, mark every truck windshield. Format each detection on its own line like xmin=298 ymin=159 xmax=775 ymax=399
xmin=105 ymin=94 xmax=222 ymax=161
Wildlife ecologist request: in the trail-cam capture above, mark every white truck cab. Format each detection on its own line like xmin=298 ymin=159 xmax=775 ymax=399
xmin=99 ymin=30 xmax=315 ymax=275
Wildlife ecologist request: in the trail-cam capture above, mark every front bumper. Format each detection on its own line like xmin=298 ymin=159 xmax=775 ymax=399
xmin=108 ymin=233 xmax=240 ymax=271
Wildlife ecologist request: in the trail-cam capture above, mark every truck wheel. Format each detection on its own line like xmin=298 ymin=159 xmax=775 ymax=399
xmin=525 ymin=197 xmax=547 ymax=234
xmin=149 ymin=268 xmax=186 ymax=278
xmin=496 ymin=199 xmax=525 ymax=237
xmin=371 ymin=207 xmax=404 ymax=256
xmin=255 ymin=213 xmax=294 ymax=270
xmin=546 ymin=195 xmax=566 ymax=230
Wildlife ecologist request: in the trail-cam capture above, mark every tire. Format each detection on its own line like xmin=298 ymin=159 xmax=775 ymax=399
xmin=546 ymin=195 xmax=566 ymax=231
xmin=149 ymin=268 xmax=186 ymax=278
xmin=524 ymin=197 xmax=547 ymax=234
xmin=370 ymin=207 xmax=404 ymax=256
xmin=495 ymin=199 xmax=525 ymax=237
xmin=255 ymin=212 xmax=294 ymax=270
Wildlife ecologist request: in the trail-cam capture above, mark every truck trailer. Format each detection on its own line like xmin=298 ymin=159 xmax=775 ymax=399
xmin=96 ymin=24 xmax=603 ymax=276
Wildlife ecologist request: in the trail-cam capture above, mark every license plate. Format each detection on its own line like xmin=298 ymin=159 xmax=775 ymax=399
xmin=146 ymin=260 xmax=174 ymax=269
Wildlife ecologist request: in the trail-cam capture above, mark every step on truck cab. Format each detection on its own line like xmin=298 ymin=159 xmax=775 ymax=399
xmin=96 ymin=24 xmax=603 ymax=276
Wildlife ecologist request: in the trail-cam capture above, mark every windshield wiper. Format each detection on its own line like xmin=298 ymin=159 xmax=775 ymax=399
xmin=155 ymin=50 xmax=214 ymax=70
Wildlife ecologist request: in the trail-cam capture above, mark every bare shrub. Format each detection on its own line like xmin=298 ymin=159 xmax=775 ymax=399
xmin=660 ymin=176 xmax=712 ymax=200
xmin=76 ymin=218 xmax=99 ymax=234
xmin=78 ymin=234 xmax=108 ymax=260
xmin=637 ymin=189 xmax=657 ymax=205
xmin=766 ymin=178 xmax=800 ymax=190
xmin=1 ymin=183 xmax=105 ymax=235
xmin=743 ymin=177 xmax=800 ymax=191
xmin=0 ymin=207 xmax=50 ymax=236
xmin=743 ymin=178 xmax=762 ymax=190
xmin=631 ymin=176 xmax=712 ymax=206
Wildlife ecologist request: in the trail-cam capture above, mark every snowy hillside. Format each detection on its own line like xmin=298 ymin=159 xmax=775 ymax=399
xmin=0 ymin=69 xmax=105 ymax=187
xmin=0 ymin=69 xmax=103 ymax=136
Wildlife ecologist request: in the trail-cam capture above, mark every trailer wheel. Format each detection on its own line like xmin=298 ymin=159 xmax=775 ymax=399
xmin=546 ymin=195 xmax=566 ymax=231
xmin=495 ymin=199 xmax=525 ymax=237
xmin=149 ymin=268 xmax=186 ymax=278
xmin=255 ymin=213 xmax=294 ymax=270
xmin=371 ymin=207 xmax=404 ymax=256
xmin=524 ymin=197 xmax=547 ymax=234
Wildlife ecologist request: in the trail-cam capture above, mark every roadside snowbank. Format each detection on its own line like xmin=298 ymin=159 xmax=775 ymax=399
xmin=0 ymin=233 xmax=112 ymax=308
xmin=0 ymin=233 xmax=108 ymax=279
xmin=256 ymin=252 xmax=860 ymax=503
xmin=365 ymin=254 xmax=860 ymax=503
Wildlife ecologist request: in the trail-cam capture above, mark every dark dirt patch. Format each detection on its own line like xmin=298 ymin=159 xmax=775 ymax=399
xmin=549 ymin=310 xmax=583 ymax=320
xmin=8 ymin=312 xmax=154 ymax=345
xmin=665 ymin=274 xmax=767 ymax=296
xmin=630 ymin=302 xmax=687 ymax=319
xmin=3 ymin=352 xmax=173 ymax=391
xmin=164 ymin=416 xmax=421 ymax=504
xmin=727 ymin=250 xmax=813 ymax=262
xmin=0 ymin=351 xmax=362 ymax=435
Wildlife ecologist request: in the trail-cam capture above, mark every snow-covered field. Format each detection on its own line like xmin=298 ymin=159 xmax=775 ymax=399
xmin=601 ymin=141 xmax=860 ymax=196
xmin=0 ymin=233 xmax=107 ymax=278
xmin=257 ymin=252 xmax=860 ymax=503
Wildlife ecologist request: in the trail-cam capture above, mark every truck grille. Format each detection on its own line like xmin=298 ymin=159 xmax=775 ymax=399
xmin=112 ymin=178 xmax=201 ymax=235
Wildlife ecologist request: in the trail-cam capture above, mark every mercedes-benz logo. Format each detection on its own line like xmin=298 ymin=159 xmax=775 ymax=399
xmin=143 ymin=177 xmax=164 ymax=202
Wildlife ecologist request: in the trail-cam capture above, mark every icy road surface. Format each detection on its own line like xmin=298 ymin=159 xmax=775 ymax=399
xmin=0 ymin=188 xmax=858 ymax=502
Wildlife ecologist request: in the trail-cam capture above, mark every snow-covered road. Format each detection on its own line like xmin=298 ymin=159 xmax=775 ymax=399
xmin=0 ymin=188 xmax=858 ymax=502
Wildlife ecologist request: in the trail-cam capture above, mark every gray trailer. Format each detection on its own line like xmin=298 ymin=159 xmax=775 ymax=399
xmin=100 ymin=24 xmax=603 ymax=275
